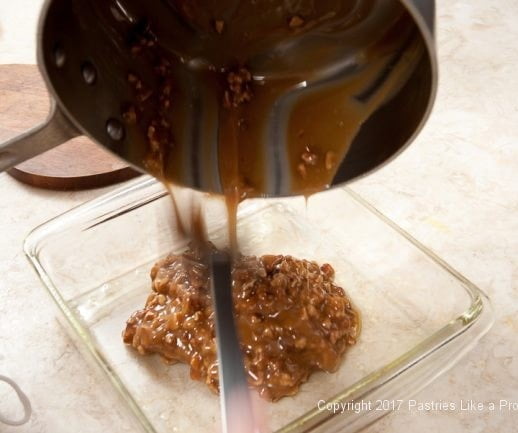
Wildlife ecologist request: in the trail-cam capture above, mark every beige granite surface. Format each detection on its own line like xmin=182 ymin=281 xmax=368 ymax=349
xmin=0 ymin=0 xmax=517 ymax=432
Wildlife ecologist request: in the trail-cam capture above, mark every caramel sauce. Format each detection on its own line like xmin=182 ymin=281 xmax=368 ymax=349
xmin=124 ymin=249 xmax=360 ymax=401
xmin=121 ymin=0 xmax=423 ymax=249
xmin=121 ymin=0 xmax=423 ymax=199
xmin=117 ymin=0 xmax=424 ymax=402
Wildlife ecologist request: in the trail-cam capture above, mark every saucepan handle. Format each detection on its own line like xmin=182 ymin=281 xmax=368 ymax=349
xmin=0 ymin=99 xmax=79 ymax=172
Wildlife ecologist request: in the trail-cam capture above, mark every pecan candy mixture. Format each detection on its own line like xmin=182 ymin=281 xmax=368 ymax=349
xmin=123 ymin=246 xmax=359 ymax=401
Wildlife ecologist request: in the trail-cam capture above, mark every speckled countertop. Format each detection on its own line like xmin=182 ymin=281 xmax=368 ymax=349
xmin=0 ymin=1 xmax=517 ymax=432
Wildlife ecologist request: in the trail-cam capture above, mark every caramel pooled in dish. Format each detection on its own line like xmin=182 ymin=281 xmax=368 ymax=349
xmin=123 ymin=246 xmax=360 ymax=401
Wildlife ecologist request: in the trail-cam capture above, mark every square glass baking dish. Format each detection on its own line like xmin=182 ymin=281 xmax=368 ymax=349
xmin=24 ymin=176 xmax=493 ymax=433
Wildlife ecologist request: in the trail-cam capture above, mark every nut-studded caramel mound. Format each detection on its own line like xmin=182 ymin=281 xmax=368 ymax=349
xmin=123 ymin=248 xmax=359 ymax=401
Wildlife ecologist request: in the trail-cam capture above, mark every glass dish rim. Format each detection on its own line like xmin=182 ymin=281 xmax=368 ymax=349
xmin=23 ymin=176 xmax=494 ymax=433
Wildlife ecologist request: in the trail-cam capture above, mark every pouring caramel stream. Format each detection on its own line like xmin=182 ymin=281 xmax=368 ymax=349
xmin=120 ymin=0 xmax=424 ymax=250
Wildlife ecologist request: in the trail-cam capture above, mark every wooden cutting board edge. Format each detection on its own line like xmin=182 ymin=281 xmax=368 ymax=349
xmin=1 ymin=64 xmax=141 ymax=190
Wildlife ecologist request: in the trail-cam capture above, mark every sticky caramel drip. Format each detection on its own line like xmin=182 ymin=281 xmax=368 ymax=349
xmin=121 ymin=0 xmax=423 ymax=253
